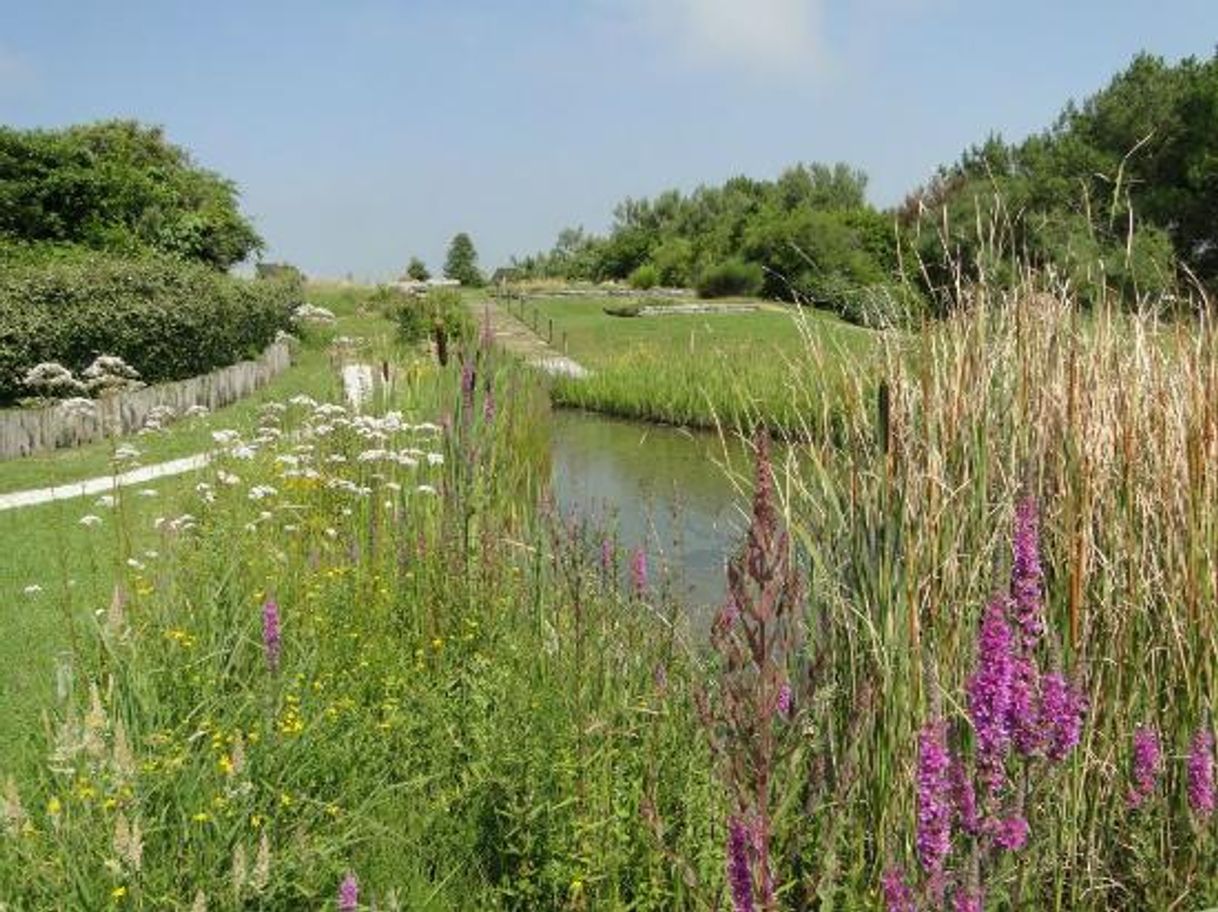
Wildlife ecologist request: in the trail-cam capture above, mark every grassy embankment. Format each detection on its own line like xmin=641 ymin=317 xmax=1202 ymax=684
xmin=511 ymin=293 xmax=878 ymax=433
xmin=1 ymin=278 xmax=1215 ymax=908
xmin=0 ymin=284 xmax=397 ymax=769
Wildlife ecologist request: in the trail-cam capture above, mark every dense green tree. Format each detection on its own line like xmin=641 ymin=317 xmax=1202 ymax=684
xmin=443 ymin=232 xmax=483 ymax=286
xmin=0 ymin=119 xmax=263 ymax=269
xmin=406 ymin=256 xmax=430 ymax=281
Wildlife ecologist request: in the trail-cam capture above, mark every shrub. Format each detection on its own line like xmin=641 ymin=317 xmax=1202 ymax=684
xmin=696 ymin=259 xmax=764 ymax=298
xmin=602 ymin=303 xmax=642 ymax=318
xmin=395 ymin=287 xmax=473 ymax=344
xmin=0 ymin=120 xmax=262 ymax=269
xmin=0 ymin=252 xmax=298 ymax=406
xmin=628 ymin=263 xmax=659 ymax=290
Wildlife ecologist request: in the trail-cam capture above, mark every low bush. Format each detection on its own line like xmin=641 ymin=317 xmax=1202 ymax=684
xmin=0 ymin=251 xmax=298 ymax=406
xmin=602 ymin=303 xmax=642 ymax=318
xmin=696 ymin=259 xmax=763 ymax=298
xmin=394 ymin=287 xmax=473 ymax=344
xmin=628 ymin=263 xmax=659 ymax=290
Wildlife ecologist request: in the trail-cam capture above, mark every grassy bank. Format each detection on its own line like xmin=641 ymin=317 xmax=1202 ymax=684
xmin=513 ymin=294 xmax=877 ymax=433
xmin=0 ymin=283 xmax=395 ymax=494
xmin=0 ymin=281 xmax=1215 ymax=908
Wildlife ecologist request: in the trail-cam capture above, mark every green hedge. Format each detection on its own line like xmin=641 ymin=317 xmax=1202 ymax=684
xmin=0 ymin=251 xmax=299 ymax=405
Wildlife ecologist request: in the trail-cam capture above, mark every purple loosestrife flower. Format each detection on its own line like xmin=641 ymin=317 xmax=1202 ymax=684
xmin=1008 ymin=653 xmax=1042 ymax=758
xmin=262 ymin=599 xmax=281 ymax=672
xmin=1187 ymin=727 xmax=1215 ymax=820
xmin=881 ymin=866 xmax=917 ymax=912
xmin=950 ymin=756 xmax=980 ymax=835
xmin=726 ymin=816 xmax=755 ymax=912
xmin=993 ymin=815 xmax=1029 ymax=852
xmin=967 ymin=596 xmax=1014 ymax=793
xmin=1127 ymin=725 xmax=1162 ymax=809
xmin=1010 ymin=497 xmax=1044 ymax=651
xmin=776 ymin=681 xmax=793 ymax=718
xmin=600 ymin=537 xmax=614 ymax=576
xmin=953 ymin=888 xmax=984 ymax=912
xmin=338 ymin=871 xmax=359 ymax=911
xmin=1041 ymin=672 xmax=1086 ymax=762
xmin=630 ymin=547 xmax=648 ymax=598
xmin=916 ymin=719 xmax=953 ymax=876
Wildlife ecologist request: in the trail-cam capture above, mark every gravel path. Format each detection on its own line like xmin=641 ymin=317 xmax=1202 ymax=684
xmin=0 ymin=453 xmax=210 ymax=512
xmin=471 ymin=298 xmax=590 ymax=378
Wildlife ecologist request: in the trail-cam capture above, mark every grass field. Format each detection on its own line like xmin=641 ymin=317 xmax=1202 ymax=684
xmin=0 ymin=283 xmax=398 ymax=771
xmin=512 ymin=294 xmax=878 ymax=433
xmin=2 ymin=281 xmax=1216 ymax=908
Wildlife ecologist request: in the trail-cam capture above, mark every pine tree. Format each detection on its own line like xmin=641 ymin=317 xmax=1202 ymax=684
xmin=443 ymin=233 xmax=484 ymax=286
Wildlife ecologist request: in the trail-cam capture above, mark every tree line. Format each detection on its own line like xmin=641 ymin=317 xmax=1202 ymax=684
xmin=509 ymin=49 xmax=1218 ymax=320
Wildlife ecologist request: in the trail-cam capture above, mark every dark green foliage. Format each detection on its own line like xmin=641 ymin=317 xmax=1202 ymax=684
xmin=602 ymin=303 xmax=642 ymax=318
xmin=695 ymin=259 xmax=763 ymax=299
xmin=444 ymin=233 xmax=484 ymax=287
xmin=902 ymin=50 xmax=1218 ymax=302
xmin=628 ymin=263 xmax=659 ymax=290
xmin=394 ymin=287 xmax=473 ymax=344
xmin=406 ymin=256 xmax=430 ymax=281
xmin=0 ymin=251 xmax=297 ymax=405
xmin=0 ymin=120 xmax=262 ymax=269
xmin=255 ymin=261 xmax=305 ymax=284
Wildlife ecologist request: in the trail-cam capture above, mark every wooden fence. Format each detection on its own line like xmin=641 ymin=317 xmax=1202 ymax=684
xmin=0 ymin=342 xmax=292 ymax=461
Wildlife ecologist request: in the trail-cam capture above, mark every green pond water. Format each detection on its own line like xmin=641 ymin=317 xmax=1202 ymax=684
xmin=549 ymin=409 xmax=756 ymax=608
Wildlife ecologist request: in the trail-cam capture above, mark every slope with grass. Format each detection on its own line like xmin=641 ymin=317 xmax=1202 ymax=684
xmin=512 ymin=293 xmax=878 ymax=433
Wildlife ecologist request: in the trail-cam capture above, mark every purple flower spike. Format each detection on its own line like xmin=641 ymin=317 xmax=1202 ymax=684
xmin=600 ymin=537 xmax=614 ymax=575
xmin=630 ymin=547 xmax=648 ymax=598
xmin=950 ymin=756 xmax=980 ymax=835
xmin=993 ymin=814 xmax=1029 ymax=852
xmin=916 ymin=719 xmax=952 ymax=875
xmin=776 ymin=682 xmax=793 ymax=719
xmin=967 ymin=596 xmax=1014 ymax=792
xmin=726 ymin=816 xmax=755 ymax=912
xmin=1009 ymin=652 xmax=1042 ymax=758
xmin=1041 ymin=672 xmax=1086 ymax=762
xmin=881 ymin=866 xmax=917 ymax=912
xmin=1010 ymin=497 xmax=1044 ymax=651
xmin=262 ymin=599 xmax=281 ymax=672
xmin=1187 ymin=726 xmax=1215 ymax=819
xmin=338 ymin=870 xmax=359 ymax=911
xmin=953 ymin=887 xmax=984 ymax=912
xmin=1127 ymin=725 xmax=1162 ymax=809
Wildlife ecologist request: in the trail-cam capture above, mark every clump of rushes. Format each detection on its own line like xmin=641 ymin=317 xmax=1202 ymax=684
xmin=701 ymin=431 xmax=803 ymax=911
xmin=888 ymin=497 xmax=1087 ymax=910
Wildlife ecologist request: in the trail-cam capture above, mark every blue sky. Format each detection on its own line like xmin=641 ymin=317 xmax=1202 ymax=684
xmin=2 ymin=1 xmax=1216 ymax=279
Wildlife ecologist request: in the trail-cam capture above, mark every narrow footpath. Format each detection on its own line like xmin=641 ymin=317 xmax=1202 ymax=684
xmin=0 ymin=358 xmax=377 ymax=513
xmin=471 ymin=297 xmax=589 ymax=378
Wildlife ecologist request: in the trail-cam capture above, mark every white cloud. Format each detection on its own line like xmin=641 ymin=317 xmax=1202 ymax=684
xmin=631 ymin=0 xmax=825 ymax=76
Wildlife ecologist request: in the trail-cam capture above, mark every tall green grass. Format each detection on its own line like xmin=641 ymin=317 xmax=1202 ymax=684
xmin=1 ymin=274 xmax=1215 ymax=909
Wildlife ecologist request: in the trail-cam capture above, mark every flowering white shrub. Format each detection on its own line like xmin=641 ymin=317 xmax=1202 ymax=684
xmin=82 ymin=355 xmax=143 ymax=395
xmin=23 ymin=363 xmax=87 ymax=399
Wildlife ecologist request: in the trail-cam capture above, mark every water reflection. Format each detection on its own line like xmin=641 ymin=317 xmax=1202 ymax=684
xmin=549 ymin=410 xmax=755 ymax=608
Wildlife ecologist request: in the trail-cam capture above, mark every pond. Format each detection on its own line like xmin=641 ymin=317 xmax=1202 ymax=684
xmin=549 ymin=409 xmax=756 ymax=608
